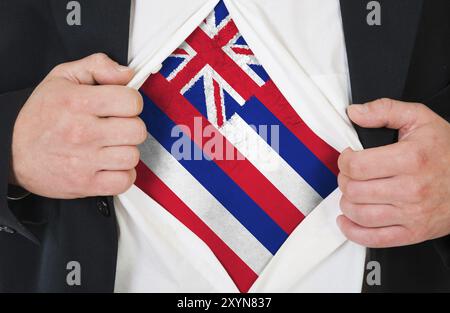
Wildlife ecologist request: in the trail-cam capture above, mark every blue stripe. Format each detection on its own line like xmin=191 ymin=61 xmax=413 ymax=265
xmin=214 ymin=0 xmax=229 ymax=27
xmin=139 ymin=92 xmax=288 ymax=254
xmin=236 ymin=96 xmax=337 ymax=198
xmin=160 ymin=57 xmax=185 ymax=79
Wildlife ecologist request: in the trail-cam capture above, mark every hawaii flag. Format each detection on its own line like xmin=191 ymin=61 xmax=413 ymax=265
xmin=135 ymin=0 xmax=339 ymax=293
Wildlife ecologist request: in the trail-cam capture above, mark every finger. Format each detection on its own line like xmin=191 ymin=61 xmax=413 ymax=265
xmin=80 ymin=85 xmax=143 ymax=117
xmin=97 ymin=146 xmax=140 ymax=171
xmin=98 ymin=117 xmax=147 ymax=147
xmin=337 ymin=215 xmax=411 ymax=248
xmin=48 ymin=53 xmax=134 ymax=86
xmin=91 ymin=169 xmax=137 ymax=196
xmin=339 ymin=196 xmax=403 ymax=228
xmin=348 ymin=98 xmax=430 ymax=131
xmin=338 ymin=142 xmax=412 ymax=180
xmin=338 ymin=174 xmax=408 ymax=204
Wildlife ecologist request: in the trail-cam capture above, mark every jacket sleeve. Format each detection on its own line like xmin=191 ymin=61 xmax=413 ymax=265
xmin=0 ymin=88 xmax=37 ymax=242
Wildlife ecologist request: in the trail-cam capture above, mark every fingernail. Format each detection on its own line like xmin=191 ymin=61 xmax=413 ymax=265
xmin=116 ymin=64 xmax=130 ymax=72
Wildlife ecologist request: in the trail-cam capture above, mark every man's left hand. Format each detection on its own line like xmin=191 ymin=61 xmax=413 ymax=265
xmin=337 ymin=98 xmax=450 ymax=248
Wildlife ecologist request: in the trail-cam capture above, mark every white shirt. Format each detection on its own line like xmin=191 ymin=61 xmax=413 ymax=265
xmin=114 ymin=0 xmax=365 ymax=293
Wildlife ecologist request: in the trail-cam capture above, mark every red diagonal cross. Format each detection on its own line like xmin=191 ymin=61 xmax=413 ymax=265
xmin=170 ymin=20 xmax=260 ymax=100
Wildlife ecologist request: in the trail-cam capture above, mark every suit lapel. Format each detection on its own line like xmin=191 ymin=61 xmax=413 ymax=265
xmin=339 ymin=0 xmax=423 ymax=148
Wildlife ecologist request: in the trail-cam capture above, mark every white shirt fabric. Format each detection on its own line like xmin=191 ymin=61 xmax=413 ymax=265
xmin=114 ymin=0 xmax=366 ymax=293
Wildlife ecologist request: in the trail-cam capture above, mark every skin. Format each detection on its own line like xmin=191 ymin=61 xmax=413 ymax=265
xmin=337 ymin=98 xmax=450 ymax=248
xmin=10 ymin=53 xmax=147 ymax=199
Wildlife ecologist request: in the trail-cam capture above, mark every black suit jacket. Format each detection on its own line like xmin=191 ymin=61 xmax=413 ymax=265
xmin=0 ymin=0 xmax=449 ymax=292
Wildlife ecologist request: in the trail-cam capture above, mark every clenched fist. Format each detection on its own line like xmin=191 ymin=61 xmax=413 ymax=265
xmin=10 ymin=53 xmax=147 ymax=199
xmin=337 ymin=98 xmax=450 ymax=248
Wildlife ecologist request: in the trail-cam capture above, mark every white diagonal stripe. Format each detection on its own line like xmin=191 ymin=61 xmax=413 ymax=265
xmin=220 ymin=114 xmax=323 ymax=216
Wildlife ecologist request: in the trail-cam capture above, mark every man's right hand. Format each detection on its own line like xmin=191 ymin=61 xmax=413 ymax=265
xmin=10 ymin=53 xmax=147 ymax=199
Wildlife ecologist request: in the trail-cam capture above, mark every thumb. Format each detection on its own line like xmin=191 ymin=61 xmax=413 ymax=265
xmin=347 ymin=98 xmax=430 ymax=130
xmin=47 ymin=53 xmax=134 ymax=86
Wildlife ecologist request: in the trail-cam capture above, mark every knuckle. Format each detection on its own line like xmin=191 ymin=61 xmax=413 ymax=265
xmin=411 ymin=102 xmax=428 ymax=116
xmin=339 ymin=196 xmax=350 ymax=211
xmin=339 ymin=197 xmax=352 ymax=216
xmin=339 ymin=150 xmax=363 ymax=178
xmin=340 ymin=197 xmax=356 ymax=215
xmin=377 ymin=98 xmax=395 ymax=111
xmin=348 ymin=157 xmax=364 ymax=178
xmin=123 ymin=147 xmax=140 ymax=168
xmin=50 ymin=63 xmax=68 ymax=76
xmin=134 ymin=118 xmax=148 ymax=143
xmin=337 ymin=173 xmax=347 ymax=192
xmin=338 ymin=149 xmax=351 ymax=173
xmin=116 ymin=171 xmax=135 ymax=193
xmin=344 ymin=181 xmax=359 ymax=200
xmin=101 ymin=171 xmax=135 ymax=195
xmin=90 ymin=52 xmax=110 ymax=65
xmin=130 ymin=148 xmax=141 ymax=167
xmin=340 ymin=199 xmax=363 ymax=223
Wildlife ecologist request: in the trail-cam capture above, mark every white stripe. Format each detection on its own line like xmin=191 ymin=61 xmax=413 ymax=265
xmin=220 ymin=114 xmax=323 ymax=216
xmin=200 ymin=10 xmax=232 ymax=38
xmin=167 ymin=43 xmax=197 ymax=81
xmin=139 ymin=133 xmax=272 ymax=274
xmin=222 ymin=33 xmax=266 ymax=87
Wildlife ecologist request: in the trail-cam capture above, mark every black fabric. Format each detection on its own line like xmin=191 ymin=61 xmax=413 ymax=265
xmin=340 ymin=0 xmax=450 ymax=292
xmin=0 ymin=0 xmax=130 ymax=292
xmin=0 ymin=0 xmax=448 ymax=292
xmin=0 ymin=88 xmax=36 ymax=243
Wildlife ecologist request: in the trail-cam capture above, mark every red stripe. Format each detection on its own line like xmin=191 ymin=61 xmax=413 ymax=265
xmin=169 ymin=54 xmax=206 ymax=91
xmin=215 ymin=19 xmax=240 ymax=47
xmin=135 ymin=161 xmax=257 ymax=292
xmin=255 ymin=81 xmax=340 ymax=175
xmin=213 ymin=79 xmax=225 ymax=127
xmin=142 ymin=74 xmax=304 ymax=234
xmin=231 ymin=47 xmax=254 ymax=56
xmin=186 ymin=25 xmax=259 ymax=100
xmin=172 ymin=48 xmax=188 ymax=55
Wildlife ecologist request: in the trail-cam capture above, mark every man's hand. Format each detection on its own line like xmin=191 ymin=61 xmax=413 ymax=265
xmin=337 ymin=98 xmax=450 ymax=248
xmin=10 ymin=53 xmax=147 ymax=199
